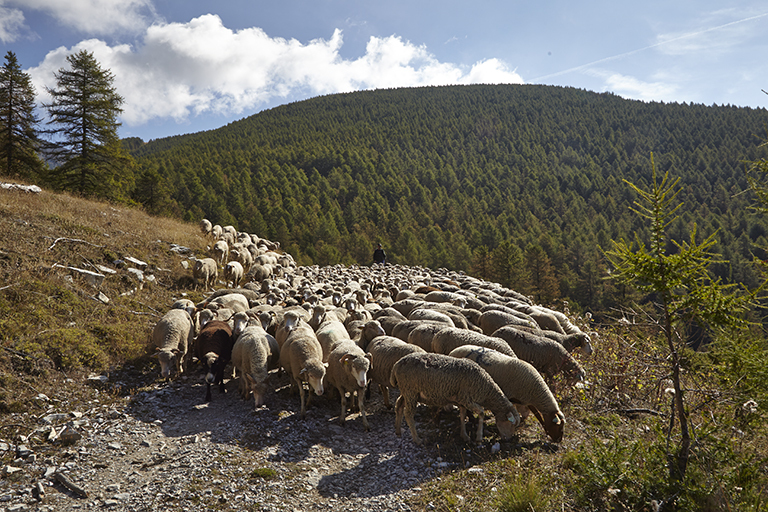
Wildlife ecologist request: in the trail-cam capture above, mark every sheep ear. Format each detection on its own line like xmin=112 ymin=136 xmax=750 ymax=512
xmin=340 ymin=354 xmax=353 ymax=365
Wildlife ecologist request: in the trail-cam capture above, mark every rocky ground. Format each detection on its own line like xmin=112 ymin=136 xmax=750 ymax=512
xmin=1 ymin=363 xmax=545 ymax=512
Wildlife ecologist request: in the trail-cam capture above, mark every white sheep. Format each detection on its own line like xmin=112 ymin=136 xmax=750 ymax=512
xmin=391 ymin=352 xmax=520 ymax=445
xmin=325 ymin=340 xmax=372 ymax=430
xmin=478 ymin=309 xmax=540 ymax=335
xmin=492 ymin=326 xmax=586 ymax=387
xmin=199 ymin=218 xmax=212 ymax=238
xmin=213 ymin=239 xmax=229 ymax=266
xmin=279 ymin=318 xmax=326 ymax=419
xmin=231 ymin=312 xmax=278 ymax=409
xmin=151 ymin=308 xmax=195 ymax=379
xmin=431 ymin=327 xmax=517 ymax=358
xmin=448 ymin=345 xmax=565 ymax=442
xmin=223 ymin=261 xmax=244 ymax=288
xmin=315 ymin=318 xmax=352 ymax=362
xmin=193 ymin=258 xmax=218 ymax=291
xmin=406 ymin=323 xmax=450 ymax=351
xmin=367 ymin=335 xmax=426 ymax=408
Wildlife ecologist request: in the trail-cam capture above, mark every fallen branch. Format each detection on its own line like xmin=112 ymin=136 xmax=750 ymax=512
xmin=615 ymin=408 xmax=665 ymax=417
xmin=128 ymin=310 xmax=160 ymax=318
xmin=54 ymin=471 xmax=89 ymax=498
xmin=48 ymin=237 xmax=104 ymax=251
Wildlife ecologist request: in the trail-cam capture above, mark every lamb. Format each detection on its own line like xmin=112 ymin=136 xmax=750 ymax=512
xmin=223 ymin=261 xmax=244 ymax=288
xmin=448 ymin=345 xmax=565 ymax=442
xmin=151 ymin=308 xmax=195 ymax=379
xmin=431 ymin=327 xmax=517 ymax=358
xmin=390 ymin=352 xmax=520 ymax=445
xmin=279 ymin=318 xmax=326 ymax=419
xmin=193 ymin=258 xmax=218 ymax=291
xmin=406 ymin=323 xmax=450 ymax=351
xmin=367 ymin=335 xmax=426 ymax=408
xmin=325 ymin=340 xmax=372 ymax=430
xmin=195 ymin=319 xmax=235 ymax=402
xmin=491 ymin=326 xmax=586 ymax=386
xmin=231 ymin=312 xmax=278 ymax=408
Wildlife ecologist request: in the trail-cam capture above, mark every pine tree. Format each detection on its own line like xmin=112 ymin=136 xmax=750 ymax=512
xmin=0 ymin=51 xmax=45 ymax=180
xmin=44 ymin=50 xmax=134 ymax=198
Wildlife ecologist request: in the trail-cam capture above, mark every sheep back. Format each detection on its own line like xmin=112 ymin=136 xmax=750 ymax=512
xmin=431 ymin=327 xmax=517 ymax=358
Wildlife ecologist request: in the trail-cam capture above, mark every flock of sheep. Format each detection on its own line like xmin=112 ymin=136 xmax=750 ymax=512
xmin=150 ymin=219 xmax=595 ymax=446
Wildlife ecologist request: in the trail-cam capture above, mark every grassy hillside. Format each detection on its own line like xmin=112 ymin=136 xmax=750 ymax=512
xmin=2 ymin=187 xmax=768 ymax=510
xmin=130 ymin=84 xmax=768 ymax=314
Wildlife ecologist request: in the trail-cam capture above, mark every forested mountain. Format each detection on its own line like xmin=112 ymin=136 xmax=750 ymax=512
xmin=131 ymin=84 xmax=768 ymax=313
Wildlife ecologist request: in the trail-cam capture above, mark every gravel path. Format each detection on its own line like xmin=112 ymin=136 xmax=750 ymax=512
xmin=0 ymin=367 xmax=498 ymax=512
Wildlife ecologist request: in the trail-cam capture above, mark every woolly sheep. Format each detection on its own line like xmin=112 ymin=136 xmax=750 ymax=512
xmin=211 ymin=224 xmax=223 ymax=240
xmin=213 ymin=240 xmax=229 ymax=266
xmin=279 ymin=318 xmax=326 ymax=419
xmin=151 ymin=308 xmax=195 ymax=379
xmin=449 ymin=345 xmax=565 ymax=442
xmin=406 ymin=323 xmax=450 ymax=351
xmin=355 ymin=320 xmax=387 ymax=351
xmin=207 ymin=293 xmax=249 ymax=313
xmin=193 ymin=258 xmax=218 ymax=291
xmin=367 ymin=335 xmax=426 ymax=408
xmin=195 ymin=320 xmax=234 ymax=402
xmin=315 ymin=319 xmax=352 ymax=362
xmin=391 ymin=319 xmax=447 ymax=343
xmin=223 ymin=261 xmax=244 ymax=288
xmin=325 ymin=340 xmax=372 ymax=430
xmin=431 ymin=327 xmax=517 ymax=358
xmin=390 ymin=352 xmax=520 ymax=445
xmin=479 ymin=309 xmax=540 ymax=335
xmin=199 ymin=218 xmax=212 ymax=237
xmin=231 ymin=313 xmax=277 ymax=408
xmin=492 ymin=326 xmax=586 ymax=386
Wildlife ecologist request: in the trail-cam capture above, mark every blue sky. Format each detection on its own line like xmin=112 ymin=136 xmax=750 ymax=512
xmin=2 ymin=1 xmax=767 ymax=141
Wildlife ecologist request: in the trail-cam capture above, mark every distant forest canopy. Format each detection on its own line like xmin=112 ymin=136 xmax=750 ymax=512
xmin=130 ymin=84 xmax=768 ymax=314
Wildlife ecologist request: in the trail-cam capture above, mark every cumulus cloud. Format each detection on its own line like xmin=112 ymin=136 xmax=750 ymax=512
xmin=6 ymin=0 xmax=154 ymax=35
xmin=28 ymin=14 xmax=523 ymax=127
xmin=0 ymin=4 xmax=25 ymax=43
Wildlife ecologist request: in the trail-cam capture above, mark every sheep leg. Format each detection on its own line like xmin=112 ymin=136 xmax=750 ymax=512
xmin=357 ymin=387 xmax=370 ymax=431
xmin=402 ymin=395 xmax=423 ymax=445
xmin=299 ymin=381 xmax=307 ymax=419
xmin=459 ymin=407 xmax=471 ymax=442
xmin=205 ymin=383 xmax=212 ymax=403
xmin=379 ymin=384 xmax=392 ymax=409
xmin=339 ymin=389 xmax=347 ymax=426
xmin=394 ymin=395 xmax=405 ymax=437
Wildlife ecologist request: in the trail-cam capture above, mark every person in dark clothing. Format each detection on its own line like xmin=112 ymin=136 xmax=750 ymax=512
xmin=373 ymin=243 xmax=386 ymax=265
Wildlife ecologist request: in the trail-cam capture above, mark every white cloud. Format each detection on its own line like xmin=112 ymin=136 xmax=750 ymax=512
xmin=0 ymin=5 xmax=25 ymax=43
xmin=7 ymin=0 xmax=154 ymax=35
xmin=28 ymin=14 xmax=522 ymax=127
xmin=601 ymin=72 xmax=678 ymax=102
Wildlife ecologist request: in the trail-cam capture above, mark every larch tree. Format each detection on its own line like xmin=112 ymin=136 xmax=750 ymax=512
xmin=44 ymin=49 xmax=134 ymax=198
xmin=0 ymin=51 xmax=45 ymax=180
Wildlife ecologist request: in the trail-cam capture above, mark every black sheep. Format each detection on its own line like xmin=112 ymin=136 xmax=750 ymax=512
xmin=195 ymin=320 xmax=235 ymax=402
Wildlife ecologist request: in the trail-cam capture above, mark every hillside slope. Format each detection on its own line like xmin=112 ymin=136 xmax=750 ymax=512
xmin=131 ymin=84 xmax=768 ymax=312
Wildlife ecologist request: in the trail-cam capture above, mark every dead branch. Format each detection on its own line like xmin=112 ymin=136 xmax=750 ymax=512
xmin=54 ymin=471 xmax=89 ymax=498
xmin=47 ymin=237 xmax=104 ymax=251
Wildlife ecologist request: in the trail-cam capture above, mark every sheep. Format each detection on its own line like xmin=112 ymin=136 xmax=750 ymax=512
xmin=491 ymin=326 xmax=586 ymax=386
xmin=211 ymin=224 xmax=223 ymax=240
xmin=391 ymin=319 xmax=447 ymax=343
xmin=279 ymin=318 xmax=326 ymax=419
xmin=206 ymin=292 xmax=249 ymax=313
xmin=171 ymin=299 xmax=196 ymax=318
xmin=199 ymin=218 xmax=212 ymax=237
xmin=479 ymin=309 xmax=540 ymax=335
xmin=223 ymin=261 xmax=244 ymax=288
xmin=195 ymin=320 xmax=234 ymax=402
xmin=213 ymin=239 xmax=229 ymax=266
xmin=151 ymin=308 xmax=195 ymax=379
xmin=315 ymin=319 xmax=352 ymax=362
xmin=390 ymin=352 xmax=520 ymax=445
xmin=231 ymin=246 xmax=254 ymax=271
xmin=325 ymin=340 xmax=372 ymax=430
xmin=193 ymin=258 xmax=218 ymax=291
xmin=406 ymin=323 xmax=450 ymax=351
xmin=514 ymin=305 xmax=566 ymax=334
xmin=367 ymin=335 xmax=426 ymax=408
xmin=538 ymin=329 xmax=594 ymax=356
xmin=355 ymin=320 xmax=387 ymax=351
xmin=231 ymin=312 xmax=277 ymax=408
xmin=448 ymin=346 xmax=565 ymax=442
xmin=431 ymin=327 xmax=517 ymax=358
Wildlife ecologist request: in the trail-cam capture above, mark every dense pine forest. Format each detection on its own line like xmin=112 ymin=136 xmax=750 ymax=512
xmin=129 ymin=84 xmax=768 ymax=315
